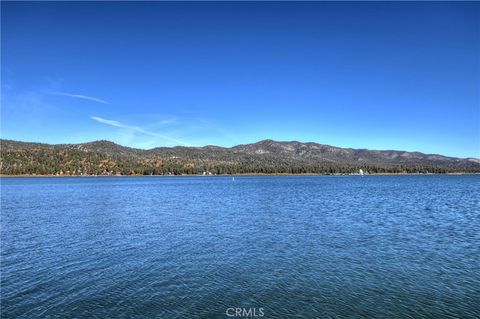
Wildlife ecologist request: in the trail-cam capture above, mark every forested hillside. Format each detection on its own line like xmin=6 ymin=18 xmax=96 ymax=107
xmin=1 ymin=139 xmax=479 ymax=175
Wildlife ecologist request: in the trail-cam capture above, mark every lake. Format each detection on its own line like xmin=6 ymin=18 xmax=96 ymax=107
xmin=1 ymin=175 xmax=479 ymax=318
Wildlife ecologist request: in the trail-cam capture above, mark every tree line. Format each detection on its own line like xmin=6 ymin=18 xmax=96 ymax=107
xmin=1 ymin=148 xmax=476 ymax=176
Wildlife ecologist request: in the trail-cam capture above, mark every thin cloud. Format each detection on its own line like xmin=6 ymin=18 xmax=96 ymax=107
xmin=91 ymin=116 xmax=191 ymax=146
xmin=161 ymin=118 xmax=177 ymax=124
xmin=53 ymin=92 xmax=109 ymax=104
xmin=91 ymin=116 xmax=123 ymax=127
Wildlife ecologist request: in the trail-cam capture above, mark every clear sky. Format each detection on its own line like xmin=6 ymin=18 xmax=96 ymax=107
xmin=1 ymin=2 xmax=479 ymax=158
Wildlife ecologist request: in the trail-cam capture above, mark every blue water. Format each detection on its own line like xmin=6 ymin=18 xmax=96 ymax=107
xmin=1 ymin=176 xmax=479 ymax=318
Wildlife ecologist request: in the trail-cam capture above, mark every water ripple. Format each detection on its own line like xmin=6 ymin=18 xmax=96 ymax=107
xmin=1 ymin=175 xmax=479 ymax=318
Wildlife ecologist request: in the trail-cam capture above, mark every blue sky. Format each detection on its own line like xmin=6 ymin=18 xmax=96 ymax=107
xmin=1 ymin=2 xmax=479 ymax=157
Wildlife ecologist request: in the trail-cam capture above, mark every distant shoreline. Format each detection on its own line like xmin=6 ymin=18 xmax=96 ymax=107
xmin=3 ymin=139 xmax=479 ymax=176
xmin=1 ymin=172 xmax=478 ymax=178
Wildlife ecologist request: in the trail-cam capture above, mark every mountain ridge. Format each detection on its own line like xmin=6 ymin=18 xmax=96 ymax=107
xmin=2 ymin=138 xmax=476 ymax=159
xmin=1 ymin=139 xmax=479 ymax=175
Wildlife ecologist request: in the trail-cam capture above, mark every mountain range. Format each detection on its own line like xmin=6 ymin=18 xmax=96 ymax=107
xmin=1 ymin=139 xmax=479 ymax=175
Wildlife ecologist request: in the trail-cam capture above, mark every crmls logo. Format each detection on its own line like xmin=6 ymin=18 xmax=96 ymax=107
xmin=226 ymin=307 xmax=265 ymax=317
